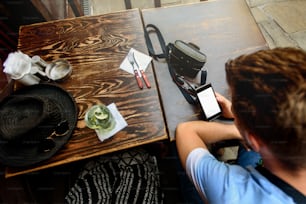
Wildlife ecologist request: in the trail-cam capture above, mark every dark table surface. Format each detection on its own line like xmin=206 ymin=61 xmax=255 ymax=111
xmin=6 ymin=8 xmax=168 ymax=178
xmin=142 ymin=0 xmax=268 ymax=141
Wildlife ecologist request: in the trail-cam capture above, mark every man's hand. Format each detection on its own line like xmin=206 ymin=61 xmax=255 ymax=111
xmin=215 ymin=92 xmax=234 ymax=119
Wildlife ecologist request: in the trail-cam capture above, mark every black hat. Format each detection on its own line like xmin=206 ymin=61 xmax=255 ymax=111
xmin=0 ymin=83 xmax=78 ymax=167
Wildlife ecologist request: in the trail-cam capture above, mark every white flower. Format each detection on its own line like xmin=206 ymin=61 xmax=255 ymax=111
xmin=3 ymin=51 xmax=31 ymax=79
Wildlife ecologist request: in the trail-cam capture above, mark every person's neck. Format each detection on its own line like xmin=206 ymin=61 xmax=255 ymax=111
xmin=263 ymin=157 xmax=306 ymax=196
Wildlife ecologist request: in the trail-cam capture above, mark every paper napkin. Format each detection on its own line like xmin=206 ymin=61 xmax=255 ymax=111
xmin=96 ymin=103 xmax=128 ymax=142
xmin=120 ymin=48 xmax=152 ymax=75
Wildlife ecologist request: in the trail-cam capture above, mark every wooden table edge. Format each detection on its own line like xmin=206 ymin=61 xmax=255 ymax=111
xmin=5 ymin=133 xmax=168 ymax=178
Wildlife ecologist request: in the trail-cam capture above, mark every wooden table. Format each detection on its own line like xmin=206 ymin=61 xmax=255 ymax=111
xmin=5 ymin=9 xmax=168 ymax=178
xmin=142 ymin=0 xmax=269 ymax=141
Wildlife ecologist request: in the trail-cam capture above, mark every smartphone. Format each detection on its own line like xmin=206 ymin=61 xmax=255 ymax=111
xmin=196 ymin=83 xmax=222 ymax=121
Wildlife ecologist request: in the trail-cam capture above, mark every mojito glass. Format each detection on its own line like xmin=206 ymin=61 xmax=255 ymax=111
xmin=85 ymin=104 xmax=116 ymax=132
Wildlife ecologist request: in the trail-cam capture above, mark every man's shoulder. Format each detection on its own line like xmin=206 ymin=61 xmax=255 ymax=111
xmin=186 ymin=148 xmax=296 ymax=204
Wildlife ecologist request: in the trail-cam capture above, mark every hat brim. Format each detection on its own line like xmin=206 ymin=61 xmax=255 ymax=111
xmin=0 ymin=83 xmax=78 ymax=167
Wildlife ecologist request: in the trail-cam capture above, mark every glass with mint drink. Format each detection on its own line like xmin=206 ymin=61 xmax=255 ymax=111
xmin=85 ymin=104 xmax=116 ymax=132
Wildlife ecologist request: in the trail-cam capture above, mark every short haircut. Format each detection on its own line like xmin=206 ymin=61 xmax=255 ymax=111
xmin=225 ymin=47 xmax=306 ymax=170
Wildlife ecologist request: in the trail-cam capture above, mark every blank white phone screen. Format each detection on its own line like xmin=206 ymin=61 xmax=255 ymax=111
xmin=197 ymin=87 xmax=220 ymax=118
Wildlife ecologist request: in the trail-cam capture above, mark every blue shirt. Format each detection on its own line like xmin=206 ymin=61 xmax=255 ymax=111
xmin=186 ymin=148 xmax=296 ymax=204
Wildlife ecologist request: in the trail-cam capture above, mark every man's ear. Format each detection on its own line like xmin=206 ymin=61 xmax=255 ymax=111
xmin=247 ymin=133 xmax=261 ymax=152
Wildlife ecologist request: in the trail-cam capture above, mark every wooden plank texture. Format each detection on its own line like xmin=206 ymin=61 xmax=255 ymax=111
xmin=5 ymin=9 xmax=167 ymax=177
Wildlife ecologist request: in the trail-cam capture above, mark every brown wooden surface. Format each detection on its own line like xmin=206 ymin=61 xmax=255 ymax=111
xmin=142 ymin=0 xmax=269 ymax=141
xmin=5 ymin=9 xmax=167 ymax=178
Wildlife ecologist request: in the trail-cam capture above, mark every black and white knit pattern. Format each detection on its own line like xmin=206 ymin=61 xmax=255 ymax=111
xmin=65 ymin=148 xmax=164 ymax=204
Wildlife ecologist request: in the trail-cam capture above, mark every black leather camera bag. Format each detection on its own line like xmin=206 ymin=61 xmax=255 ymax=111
xmin=168 ymin=40 xmax=206 ymax=78
xmin=144 ymin=24 xmax=207 ymax=104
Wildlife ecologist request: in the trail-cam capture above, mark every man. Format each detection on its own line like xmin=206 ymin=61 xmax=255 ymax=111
xmin=176 ymin=48 xmax=306 ymax=203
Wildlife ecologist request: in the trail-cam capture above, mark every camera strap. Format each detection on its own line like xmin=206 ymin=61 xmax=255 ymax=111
xmin=144 ymin=24 xmax=206 ymax=104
